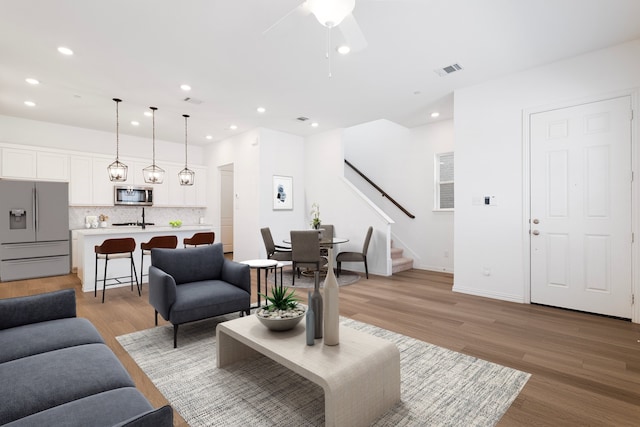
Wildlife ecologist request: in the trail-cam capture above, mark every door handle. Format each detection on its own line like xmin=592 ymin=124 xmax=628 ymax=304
xmin=532 ymin=230 xmax=540 ymax=235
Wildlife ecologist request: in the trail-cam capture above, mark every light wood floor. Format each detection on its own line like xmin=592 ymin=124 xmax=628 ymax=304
xmin=1 ymin=268 xmax=640 ymax=426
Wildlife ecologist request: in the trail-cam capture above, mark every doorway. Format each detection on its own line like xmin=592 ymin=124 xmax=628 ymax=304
xmin=220 ymin=164 xmax=234 ymax=254
xmin=529 ymin=95 xmax=633 ymax=319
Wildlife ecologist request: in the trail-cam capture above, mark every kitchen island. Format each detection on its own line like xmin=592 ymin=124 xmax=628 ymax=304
xmin=74 ymin=225 xmax=213 ymax=293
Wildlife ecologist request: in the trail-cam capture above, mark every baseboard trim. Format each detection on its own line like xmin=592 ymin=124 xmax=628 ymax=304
xmin=452 ymin=285 xmax=525 ymax=303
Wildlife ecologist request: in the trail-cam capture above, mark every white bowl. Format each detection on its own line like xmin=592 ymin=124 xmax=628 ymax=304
xmin=255 ymin=306 xmax=306 ymax=331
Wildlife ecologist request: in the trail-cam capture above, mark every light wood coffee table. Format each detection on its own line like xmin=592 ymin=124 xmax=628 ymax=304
xmin=217 ymin=315 xmax=400 ymax=427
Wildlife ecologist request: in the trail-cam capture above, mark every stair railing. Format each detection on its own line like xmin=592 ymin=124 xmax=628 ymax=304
xmin=344 ymin=159 xmax=415 ymax=219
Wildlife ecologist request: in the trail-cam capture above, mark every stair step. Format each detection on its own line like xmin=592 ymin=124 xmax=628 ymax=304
xmin=390 ymin=247 xmax=404 ymax=259
xmin=392 ymin=257 xmax=413 ymax=274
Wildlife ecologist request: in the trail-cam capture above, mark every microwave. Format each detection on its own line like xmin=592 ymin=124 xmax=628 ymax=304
xmin=114 ymin=186 xmax=153 ymax=206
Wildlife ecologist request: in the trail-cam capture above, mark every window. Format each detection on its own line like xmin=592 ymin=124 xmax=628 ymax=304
xmin=435 ymin=152 xmax=454 ymax=210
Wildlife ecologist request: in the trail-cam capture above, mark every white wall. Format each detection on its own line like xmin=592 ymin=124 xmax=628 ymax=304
xmin=203 ymin=128 xmax=305 ymax=262
xmin=304 ymin=129 xmax=394 ymax=276
xmin=454 ymin=38 xmax=640 ymax=303
xmin=0 ymin=115 xmax=204 ymax=164
xmin=343 ymin=119 xmax=455 ymax=272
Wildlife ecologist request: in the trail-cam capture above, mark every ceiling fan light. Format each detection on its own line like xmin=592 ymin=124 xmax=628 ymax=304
xmin=307 ymin=0 xmax=355 ymax=27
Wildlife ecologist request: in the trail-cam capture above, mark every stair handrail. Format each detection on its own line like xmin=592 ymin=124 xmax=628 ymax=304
xmin=344 ymin=159 xmax=415 ymax=219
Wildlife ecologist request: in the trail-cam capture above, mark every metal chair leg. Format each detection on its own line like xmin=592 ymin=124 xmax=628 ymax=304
xmin=130 ymin=253 xmax=140 ymax=296
xmin=102 ymin=256 xmax=108 ymax=303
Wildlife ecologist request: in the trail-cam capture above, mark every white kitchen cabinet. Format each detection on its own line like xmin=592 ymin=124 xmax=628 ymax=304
xmin=1 ymin=148 xmax=37 ymax=179
xmin=69 ymin=156 xmax=93 ymax=205
xmin=1 ymin=148 xmax=69 ymax=181
xmin=37 ymin=152 xmax=69 ymax=181
xmin=92 ymin=157 xmax=115 ymax=205
xmin=167 ymin=165 xmax=206 ymax=207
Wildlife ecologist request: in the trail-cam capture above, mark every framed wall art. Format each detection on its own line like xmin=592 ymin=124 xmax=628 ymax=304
xmin=273 ymin=175 xmax=293 ymax=210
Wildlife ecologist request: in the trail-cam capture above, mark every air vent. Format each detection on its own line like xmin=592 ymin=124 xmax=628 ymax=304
xmin=434 ymin=63 xmax=463 ymax=77
xmin=296 ymin=116 xmax=309 ymax=122
xmin=183 ymin=97 xmax=203 ymax=105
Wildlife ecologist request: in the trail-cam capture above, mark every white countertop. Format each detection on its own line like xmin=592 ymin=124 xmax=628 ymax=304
xmin=73 ymin=224 xmax=212 ymax=236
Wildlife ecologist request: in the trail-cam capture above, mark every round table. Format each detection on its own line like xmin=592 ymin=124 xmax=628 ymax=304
xmin=239 ymin=259 xmax=283 ymax=309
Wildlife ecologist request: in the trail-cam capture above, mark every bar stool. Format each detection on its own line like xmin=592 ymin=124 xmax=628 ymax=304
xmin=94 ymin=237 xmax=139 ymax=303
xmin=140 ymin=235 xmax=178 ymax=284
xmin=183 ymin=232 xmax=214 ymax=248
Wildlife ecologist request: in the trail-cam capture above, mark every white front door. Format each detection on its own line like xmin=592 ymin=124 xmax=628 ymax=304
xmin=530 ymin=96 xmax=633 ymax=318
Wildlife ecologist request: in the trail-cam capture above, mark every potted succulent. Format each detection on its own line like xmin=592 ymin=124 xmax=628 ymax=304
xmin=256 ymin=284 xmax=306 ymax=331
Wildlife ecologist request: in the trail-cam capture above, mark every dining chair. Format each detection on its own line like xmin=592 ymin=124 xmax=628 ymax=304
xmin=260 ymin=227 xmax=292 ymax=261
xmin=336 ymin=226 xmax=373 ymax=279
xmin=290 ymin=230 xmax=327 ymax=286
xmin=319 ymin=224 xmax=334 ymax=257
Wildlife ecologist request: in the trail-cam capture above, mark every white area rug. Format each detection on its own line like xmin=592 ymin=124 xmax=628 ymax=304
xmin=117 ymin=316 xmax=530 ymax=426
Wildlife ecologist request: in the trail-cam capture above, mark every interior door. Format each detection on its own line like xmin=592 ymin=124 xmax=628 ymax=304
xmin=530 ymin=96 xmax=632 ymax=318
xmin=220 ymin=167 xmax=234 ymax=253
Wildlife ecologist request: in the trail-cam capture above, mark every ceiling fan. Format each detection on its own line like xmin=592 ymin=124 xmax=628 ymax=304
xmin=265 ymin=0 xmax=368 ymax=54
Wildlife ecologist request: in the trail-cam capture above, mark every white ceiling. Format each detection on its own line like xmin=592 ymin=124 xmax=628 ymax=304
xmin=1 ymin=0 xmax=640 ymax=146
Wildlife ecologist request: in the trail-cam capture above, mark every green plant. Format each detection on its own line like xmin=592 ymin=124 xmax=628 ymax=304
xmin=310 ymin=202 xmax=321 ymax=229
xmin=260 ymin=284 xmax=299 ymax=311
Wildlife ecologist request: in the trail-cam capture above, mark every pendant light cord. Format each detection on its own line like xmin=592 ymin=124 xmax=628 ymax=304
xmin=150 ymin=107 xmax=158 ymax=165
xmin=113 ymin=98 xmax=121 ymax=160
xmin=183 ymin=114 xmax=189 ymax=168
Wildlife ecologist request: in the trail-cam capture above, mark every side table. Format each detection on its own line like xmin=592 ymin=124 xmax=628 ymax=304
xmin=240 ymin=259 xmax=279 ymax=309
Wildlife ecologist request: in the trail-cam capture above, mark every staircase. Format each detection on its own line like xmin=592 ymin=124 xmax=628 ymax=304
xmin=391 ymin=241 xmax=413 ymax=274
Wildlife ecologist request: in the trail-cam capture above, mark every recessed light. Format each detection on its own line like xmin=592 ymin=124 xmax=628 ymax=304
xmin=57 ymin=46 xmax=73 ymax=56
xmin=24 ymin=101 xmax=36 ymax=107
xmin=180 ymin=84 xmax=191 ymax=91
xmin=257 ymin=107 xmax=266 ymax=113
xmin=25 ymin=78 xmax=40 ymax=85
xmin=229 ymin=125 xmax=238 ymax=130
xmin=144 ymin=111 xmax=152 ymax=117
xmin=206 ymin=135 xmax=213 ymax=140
xmin=337 ymin=45 xmax=350 ymax=55
xmin=131 ymin=121 xmax=140 ymax=126
xmin=311 ymin=122 xmax=319 ymax=128
xmin=431 ymin=112 xmax=440 ymax=118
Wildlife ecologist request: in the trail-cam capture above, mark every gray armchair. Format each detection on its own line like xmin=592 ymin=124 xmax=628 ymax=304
xmin=290 ymin=230 xmax=327 ymax=286
xmin=149 ymin=243 xmax=251 ymax=348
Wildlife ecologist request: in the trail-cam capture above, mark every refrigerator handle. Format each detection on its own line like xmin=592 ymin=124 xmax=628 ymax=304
xmin=33 ymin=187 xmax=38 ymax=232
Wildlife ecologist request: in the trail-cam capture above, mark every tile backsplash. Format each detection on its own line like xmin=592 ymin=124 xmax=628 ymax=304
xmin=69 ymin=206 xmax=205 ymax=229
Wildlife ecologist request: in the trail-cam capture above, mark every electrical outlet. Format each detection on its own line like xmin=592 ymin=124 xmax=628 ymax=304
xmin=444 ymin=250 xmax=449 ymax=258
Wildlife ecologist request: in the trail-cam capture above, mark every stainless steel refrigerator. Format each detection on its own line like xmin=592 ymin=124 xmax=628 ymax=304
xmin=0 ymin=180 xmax=70 ymax=281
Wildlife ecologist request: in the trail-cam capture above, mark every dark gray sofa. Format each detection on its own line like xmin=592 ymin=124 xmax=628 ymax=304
xmin=0 ymin=289 xmax=173 ymax=427
xmin=149 ymin=243 xmax=251 ymax=348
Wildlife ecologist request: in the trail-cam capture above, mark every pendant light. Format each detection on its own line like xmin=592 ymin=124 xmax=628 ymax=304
xmin=143 ymin=106 xmax=165 ymax=184
xmin=107 ymin=98 xmax=128 ymax=181
xmin=178 ymin=114 xmax=195 ymax=186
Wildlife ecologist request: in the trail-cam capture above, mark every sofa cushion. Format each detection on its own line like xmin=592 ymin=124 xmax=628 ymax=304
xmin=0 ymin=317 xmax=104 ymax=363
xmin=0 ymin=289 xmax=76 ymax=330
xmin=170 ymin=280 xmax=250 ymax=324
xmin=151 ymin=243 xmax=224 ymax=285
xmin=0 ymin=343 xmax=135 ymax=425
xmin=2 ymin=387 xmax=168 ymax=427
